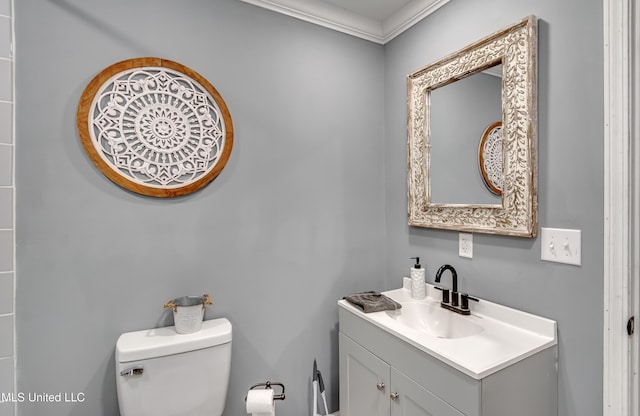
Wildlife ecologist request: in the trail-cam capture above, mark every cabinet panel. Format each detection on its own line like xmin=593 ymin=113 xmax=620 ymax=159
xmin=481 ymin=346 xmax=557 ymax=416
xmin=339 ymin=307 xmax=480 ymax=416
xmin=339 ymin=307 xmax=556 ymax=416
xmin=390 ymin=368 xmax=465 ymax=416
xmin=340 ymin=333 xmax=390 ymax=416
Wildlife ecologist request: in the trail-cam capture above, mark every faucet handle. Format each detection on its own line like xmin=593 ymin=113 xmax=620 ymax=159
xmin=434 ymin=286 xmax=450 ymax=303
xmin=460 ymin=293 xmax=479 ymax=310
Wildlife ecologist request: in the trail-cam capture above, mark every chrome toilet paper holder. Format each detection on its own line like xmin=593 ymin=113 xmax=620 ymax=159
xmin=245 ymin=381 xmax=286 ymax=402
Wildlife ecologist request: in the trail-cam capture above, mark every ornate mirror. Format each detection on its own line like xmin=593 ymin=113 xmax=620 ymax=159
xmin=407 ymin=16 xmax=537 ymax=237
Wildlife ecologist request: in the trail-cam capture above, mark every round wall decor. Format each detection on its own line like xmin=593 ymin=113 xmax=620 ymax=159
xmin=77 ymin=57 xmax=233 ymax=197
xmin=478 ymin=121 xmax=503 ymax=196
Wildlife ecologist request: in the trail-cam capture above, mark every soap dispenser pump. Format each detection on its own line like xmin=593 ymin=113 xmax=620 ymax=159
xmin=410 ymin=257 xmax=426 ymax=299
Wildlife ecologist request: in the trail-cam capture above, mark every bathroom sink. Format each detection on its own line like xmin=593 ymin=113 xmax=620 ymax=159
xmin=338 ymin=278 xmax=557 ymax=379
xmin=386 ymin=301 xmax=483 ymax=339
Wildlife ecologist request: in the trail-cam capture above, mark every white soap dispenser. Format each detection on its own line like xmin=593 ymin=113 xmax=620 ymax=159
xmin=410 ymin=257 xmax=426 ymax=299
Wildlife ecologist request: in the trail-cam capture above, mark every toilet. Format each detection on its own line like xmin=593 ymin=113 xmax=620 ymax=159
xmin=115 ymin=318 xmax=232 ymax=416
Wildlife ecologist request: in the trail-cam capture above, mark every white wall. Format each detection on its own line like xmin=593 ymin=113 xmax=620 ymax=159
xmin=0 ymin=0 xmax=13 ymax=414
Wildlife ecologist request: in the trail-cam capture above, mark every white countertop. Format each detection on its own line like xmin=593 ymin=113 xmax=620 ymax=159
xmin=338 ymin=279 xmax=557 ymax=379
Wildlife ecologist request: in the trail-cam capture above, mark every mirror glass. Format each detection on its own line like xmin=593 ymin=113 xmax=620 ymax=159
xmin=430 ymin=64 xmax=502 ymax=205
xmin=407 ymin=16 xmax=537 ymax=237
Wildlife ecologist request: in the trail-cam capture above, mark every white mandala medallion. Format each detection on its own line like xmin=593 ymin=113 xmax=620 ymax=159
xmin=77 ymin=58 xmax=233 ymax=197
xmin=478 ymin=122 xmax=503 ymax=196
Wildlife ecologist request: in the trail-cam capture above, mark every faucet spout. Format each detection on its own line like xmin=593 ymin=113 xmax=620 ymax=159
xmin=435 ymin=264 xmax=458 ymax=293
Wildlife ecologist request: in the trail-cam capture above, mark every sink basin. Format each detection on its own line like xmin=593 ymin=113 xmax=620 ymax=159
xmin=386 ymin=301 xmax=483 ymax=339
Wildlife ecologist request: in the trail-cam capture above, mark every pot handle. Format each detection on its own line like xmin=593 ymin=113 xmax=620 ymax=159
xmin=162 ymin=293 xmax=213 ymax=312
xmin=202 ymin=293 xmax=213 ymax=309
xmin=163 ymin=299 xmax=177 ymax=312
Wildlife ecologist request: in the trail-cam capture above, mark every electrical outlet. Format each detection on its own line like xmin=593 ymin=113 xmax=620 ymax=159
xmin=540 ymin=227 xmax=581 ymax=266
xmin=459 ymin=233 xmax=473 ymax=258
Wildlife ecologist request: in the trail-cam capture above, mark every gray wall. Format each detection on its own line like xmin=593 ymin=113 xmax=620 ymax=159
xmin=15 ymin=1 xmax=385 ymax=415
xmin=14 ymin=1 xmax=604 ymax=416
xmin=384 ymin=1 xmax=603 ymax=416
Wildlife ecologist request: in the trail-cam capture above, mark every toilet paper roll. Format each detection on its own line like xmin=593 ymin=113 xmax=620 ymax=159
xmin=246 ymin=389 xmax=275 ymax=415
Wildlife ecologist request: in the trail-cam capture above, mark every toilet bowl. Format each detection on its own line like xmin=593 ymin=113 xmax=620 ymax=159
xmin=115 ymin=318 xmax=232 ymax=416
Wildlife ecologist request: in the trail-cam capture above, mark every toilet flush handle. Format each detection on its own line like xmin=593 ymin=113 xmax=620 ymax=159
xmin=120 ymin=366 xmax=144 ymax=377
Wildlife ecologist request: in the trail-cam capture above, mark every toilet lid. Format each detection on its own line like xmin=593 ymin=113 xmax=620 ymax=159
xmin=116 ymin=318 xmax=232 ymax=363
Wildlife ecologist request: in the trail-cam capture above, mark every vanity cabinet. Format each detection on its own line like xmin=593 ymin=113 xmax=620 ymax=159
xmin=340 ymin=334 xmax=463 ymax=416
xmin=338 ymin=306 xmax=557 ymax=416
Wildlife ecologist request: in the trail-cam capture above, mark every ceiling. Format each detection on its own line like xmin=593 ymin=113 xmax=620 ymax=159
xmin=238 ymin=0 xmax=451 ymax=44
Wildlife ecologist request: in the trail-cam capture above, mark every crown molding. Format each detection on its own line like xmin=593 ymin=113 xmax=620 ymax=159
xmin=382 ymin=0 xmax=450 ymax=43
xmin=239 ymin=0 xmax=450 ymax=44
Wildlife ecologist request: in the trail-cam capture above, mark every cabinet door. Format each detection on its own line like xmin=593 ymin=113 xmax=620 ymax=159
xmin=339 ymin=333 xmax=390 ymax=416
xmin=390 ymin=368 xmax=465 ymax=416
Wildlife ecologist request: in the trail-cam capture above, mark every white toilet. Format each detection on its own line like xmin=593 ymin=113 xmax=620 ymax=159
xmin=115 ymin=318 xmax=232 ymax=416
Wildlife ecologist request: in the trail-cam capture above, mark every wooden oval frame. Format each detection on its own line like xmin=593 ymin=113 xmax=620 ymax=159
xmin=77 ymin=57 xmax=234 ymax=197
xmin=478 ymin=121 xmax=503 ymax=196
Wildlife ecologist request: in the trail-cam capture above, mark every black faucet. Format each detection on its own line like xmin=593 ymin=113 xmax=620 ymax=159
xmin=435 ymin=264 xmax=457 ymax=293
xmin=434 ymin=265 xmax=479 ymax=315
xmin=435 ymin=264 xmax=462 ymax=310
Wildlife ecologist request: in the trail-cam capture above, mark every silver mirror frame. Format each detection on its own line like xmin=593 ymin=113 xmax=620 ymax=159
xmin=407 ymin=16 xmax=537 ymax=237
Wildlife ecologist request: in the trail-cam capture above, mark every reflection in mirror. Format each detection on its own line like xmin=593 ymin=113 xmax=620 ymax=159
xmin=407 ymin=16 xmax=537 ymax=237
xmin=430 ymin=64 xmax=502 ymax=205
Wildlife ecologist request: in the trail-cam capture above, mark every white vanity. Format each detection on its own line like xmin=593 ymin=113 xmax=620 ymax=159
xmin=338 ymin=279 xmax=557 ymax=416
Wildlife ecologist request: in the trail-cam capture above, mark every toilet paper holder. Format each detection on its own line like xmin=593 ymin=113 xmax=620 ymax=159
xmin=245 ymin=381 xmax=286 ymax=402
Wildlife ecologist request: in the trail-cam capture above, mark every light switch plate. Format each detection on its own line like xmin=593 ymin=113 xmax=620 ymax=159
xmin=459 ymin=233 xmax=473 ymax=258
xmin=540 ymin=227 xmax=581 ymax=266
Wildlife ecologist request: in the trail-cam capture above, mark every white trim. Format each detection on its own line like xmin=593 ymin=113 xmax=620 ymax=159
xmin=238 ymin=0 xmax=450 ymax=44
xmin=632 ymin=0 xmax=640 ymax=412
xmin=238 ymin=0 xmax=383 ymax=42
xmin=603 ymin=0 xmax=633 ymax=415
xmin=381 ymin=0 xmax=451 ymax=43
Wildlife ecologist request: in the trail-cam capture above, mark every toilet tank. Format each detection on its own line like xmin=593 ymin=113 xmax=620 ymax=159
xmin=115 ymin=318 xmax=232 ymax=416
